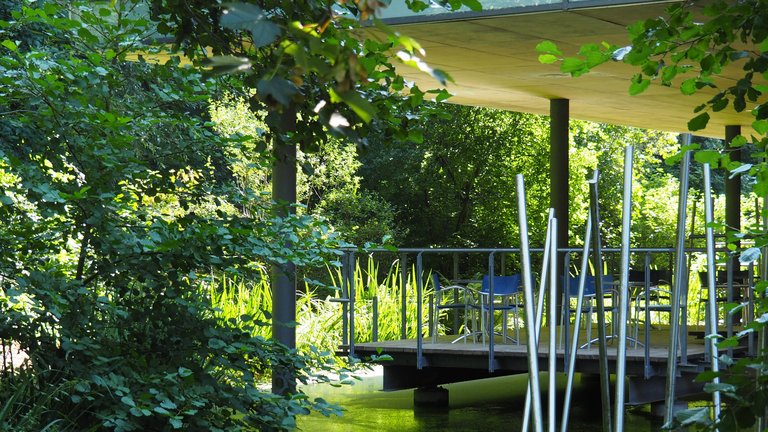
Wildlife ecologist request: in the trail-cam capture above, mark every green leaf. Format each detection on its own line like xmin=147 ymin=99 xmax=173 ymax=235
xmin=753 ymin=119 xmax=768 ymax=135
xmin=538 ymin=54 xmax=558 ymax=64
xmin=333 ymin=89 xmax=375 ymax=124
xmin=560 ymin=57 xmax=584 ymax=74
xmin=535 ymin=40 xmax=562 ymax=56
xmin=693 ymin=149 xmax=720 ymax=165
xmin=208 ymin=337 xmax=227 ymax=349
xmin=1 ymin=39 xmax=17 ymax=52
xmin=680 ymin=78 xmax=697 ymax=95
xmin=704 ymin=382 xmax=736 ymax=393
xmin=461 ymin=0 xmax=482 ymax=11
xmin=160 ymin=399 xmax=178 ymax=410
xmin=629 ymin=77 xmax=650 ymax=95
xmin=121 ymin=396 xmax=136 ymax=407
xmin=688 ymin=112 xmax=710 ymax=131
xmin=739 ymin=247 xmax=761 ymax=264
xmin=760 ymin=37 xmax=768 ymax=53
xmin=729 ymin=163 xmax=752 ymax=178
xmin=257 ymin=77 xmax=298 ymax=106
xmin=177 ymin=367 xmax=192 ymax=377
xmin=674 ymin=407 xmax=711 ymax=426
xmin=169 ymin=417 xmax=183 ymax=429
xmin=199 ymin=56 xmax=252 ymax=75
xmin=221 ymin=3 xmax=280 ymax=47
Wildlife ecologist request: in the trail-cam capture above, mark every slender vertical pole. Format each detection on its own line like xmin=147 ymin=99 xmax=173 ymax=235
xmin=271 ymin=108 xmax=298 ymax=395
xmin=643 ymin=252 xmax=651 ymax=378
xmin=703 ymin=163 xmax=722 ymax=421
xmin=561 ymin=211 xmax=592 ymax=432
xmin=523 ymin=209 xmax=554 ymax=432
xmin=517 ymin=174 xmax=543 ymax=432
xmin=373 ymin=296 xmax=379 ymax=343
xmin=664 ymin=148 xmax=692 ymax=425
xmin=614 ymin=146 xmax=634 ymax=432
xmin=548 ymin=217 xmax=558 ymax=432
xmin=453 ymin=253 xmax=460 ymax=334
xmin=488 ymin=252 xmax=496 ymax=373
xmin=400 ymin=253 xmax=408 ymax=340
xmin=341 ymin=253 xmax=349 ymax=347
xmin=589 ymin=170 xmax=612 ymax=432
xmin=416 ymin=252 xmax=424 ymax=369
xmin=349 ymin=251 xmax=356 ymax=357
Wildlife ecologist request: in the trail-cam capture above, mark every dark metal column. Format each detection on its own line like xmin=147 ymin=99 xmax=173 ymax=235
xmin=272 ymin=108 xmax=298 ymax=395
xmin=551 ymin=99 xmax=569 ymax=325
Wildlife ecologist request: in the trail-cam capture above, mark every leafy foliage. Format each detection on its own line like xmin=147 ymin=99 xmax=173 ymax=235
xmin=0 ymin=1 xmax=347 ymax=430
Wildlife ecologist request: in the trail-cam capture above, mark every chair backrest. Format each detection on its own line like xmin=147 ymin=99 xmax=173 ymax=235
xmin=566 ymin=275 xmax=614 ymax=297
xmin=432 ymin=273 xmax=445 ymax=292
xmin=481 ymin=274 xmax=521 ymax=296
xmin=630 ymin=269 xmax=671 ymax=285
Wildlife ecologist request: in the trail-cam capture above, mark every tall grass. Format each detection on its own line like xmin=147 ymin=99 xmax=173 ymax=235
xmin=206 ymin=257 xmax=434 ymax=356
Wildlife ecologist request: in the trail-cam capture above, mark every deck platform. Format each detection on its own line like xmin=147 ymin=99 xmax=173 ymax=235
xmin=347 ymin=327 xmax=717 ymax=403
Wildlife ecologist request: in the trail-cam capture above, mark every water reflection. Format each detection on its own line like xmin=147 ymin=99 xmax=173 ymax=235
xmin=300 ymin=370 xmax=664 ymax=431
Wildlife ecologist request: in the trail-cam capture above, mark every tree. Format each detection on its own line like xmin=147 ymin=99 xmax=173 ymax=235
xmin=0 ymin=1 xmax=345 ymax=429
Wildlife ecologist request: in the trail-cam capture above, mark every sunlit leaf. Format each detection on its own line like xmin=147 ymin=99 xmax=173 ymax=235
xmin=535 ymin=40 xmax=562 ymax=56
xmin=739 ymin=247 xmax=761 ymax=264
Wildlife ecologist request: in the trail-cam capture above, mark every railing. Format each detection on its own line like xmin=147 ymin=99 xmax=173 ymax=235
xmin=335 ymin=245 xmax=756 ymax=374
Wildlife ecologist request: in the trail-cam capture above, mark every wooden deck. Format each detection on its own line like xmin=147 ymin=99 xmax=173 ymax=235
xmin=348 ymin=326 xmax=715 ymax=398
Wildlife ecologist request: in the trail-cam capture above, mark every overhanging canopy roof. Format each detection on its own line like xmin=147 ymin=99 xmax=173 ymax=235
xmin=381 ymin=1 xmax=754 ymax=139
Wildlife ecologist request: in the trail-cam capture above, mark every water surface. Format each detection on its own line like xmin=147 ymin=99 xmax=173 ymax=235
xmin=300 ymin=370 xmax=664 ymax=431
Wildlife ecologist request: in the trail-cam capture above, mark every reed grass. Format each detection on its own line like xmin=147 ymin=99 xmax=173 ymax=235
xmin=206 ymin=256 xmax=434 ymax=356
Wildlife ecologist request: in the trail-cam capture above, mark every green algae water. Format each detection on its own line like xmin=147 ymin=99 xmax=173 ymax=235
xmin=299 ymin=370 xmax=664 ymax=431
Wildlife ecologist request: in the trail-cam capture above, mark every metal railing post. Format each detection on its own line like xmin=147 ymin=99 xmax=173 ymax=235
xmin=416 ymin=252 xmax=424 ymax=369
xmin=400 ymin=253 xmax=408 ymax=340
xmin=349 ymin=251 xmax=356 ymax=357
xmin=488 ymin=252 xmax=496 ymax=373
xmin=373 ymin=296 xmax=379 ymax=343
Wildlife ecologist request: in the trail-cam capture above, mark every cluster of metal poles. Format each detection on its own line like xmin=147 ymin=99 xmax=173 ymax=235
xmin=334 ymin=139 xmax=753 ymax=430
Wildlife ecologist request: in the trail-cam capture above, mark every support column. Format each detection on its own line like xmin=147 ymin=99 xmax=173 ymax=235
xmin=272 ymin=108 xmax=298 ymax=395
xmin=550 ymin=99 xmax=569 ymax=325
xmin=725 ymin=125 xmax=742 ymax=239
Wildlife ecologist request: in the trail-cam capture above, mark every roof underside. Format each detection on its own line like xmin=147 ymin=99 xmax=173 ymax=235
xmin=381 ymin=2 xmax=754 ymax=139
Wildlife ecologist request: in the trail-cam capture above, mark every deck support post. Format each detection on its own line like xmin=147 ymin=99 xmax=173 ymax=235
xmin=271 ymin=108 xmax=298 ymax=395
xmin=550 ymin=99 xmax=569 ymax=325
xmin=413 ymin=386 xmax=449 ymax=408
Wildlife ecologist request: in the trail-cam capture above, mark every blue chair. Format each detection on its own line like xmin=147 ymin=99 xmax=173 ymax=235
xmin=432 ymin=273 xmax=480 ymax=343
xmin=478 ymin=274 xmax=523 ymax=345
xmin=560 ymin=274 xmax=616 ymax=349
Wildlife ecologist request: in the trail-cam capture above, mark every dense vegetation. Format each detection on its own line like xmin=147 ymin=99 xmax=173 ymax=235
xmin=2 ymin=0 xmax=765 ymax=430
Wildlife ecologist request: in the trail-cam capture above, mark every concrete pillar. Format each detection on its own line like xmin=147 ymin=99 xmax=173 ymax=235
xmin=551 ymin=99 xmax=569 ymax=324
xmin=272 ymin=108 xmax=298 ymax=395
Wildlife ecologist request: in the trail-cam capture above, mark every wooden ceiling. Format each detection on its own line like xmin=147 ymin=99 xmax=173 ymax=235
xmin=380 ymin=2 xmax=754 ymax=139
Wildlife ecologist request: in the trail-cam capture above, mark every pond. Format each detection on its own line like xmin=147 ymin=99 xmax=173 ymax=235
xmin=299 ymin=369 xmax=666 ymax=431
